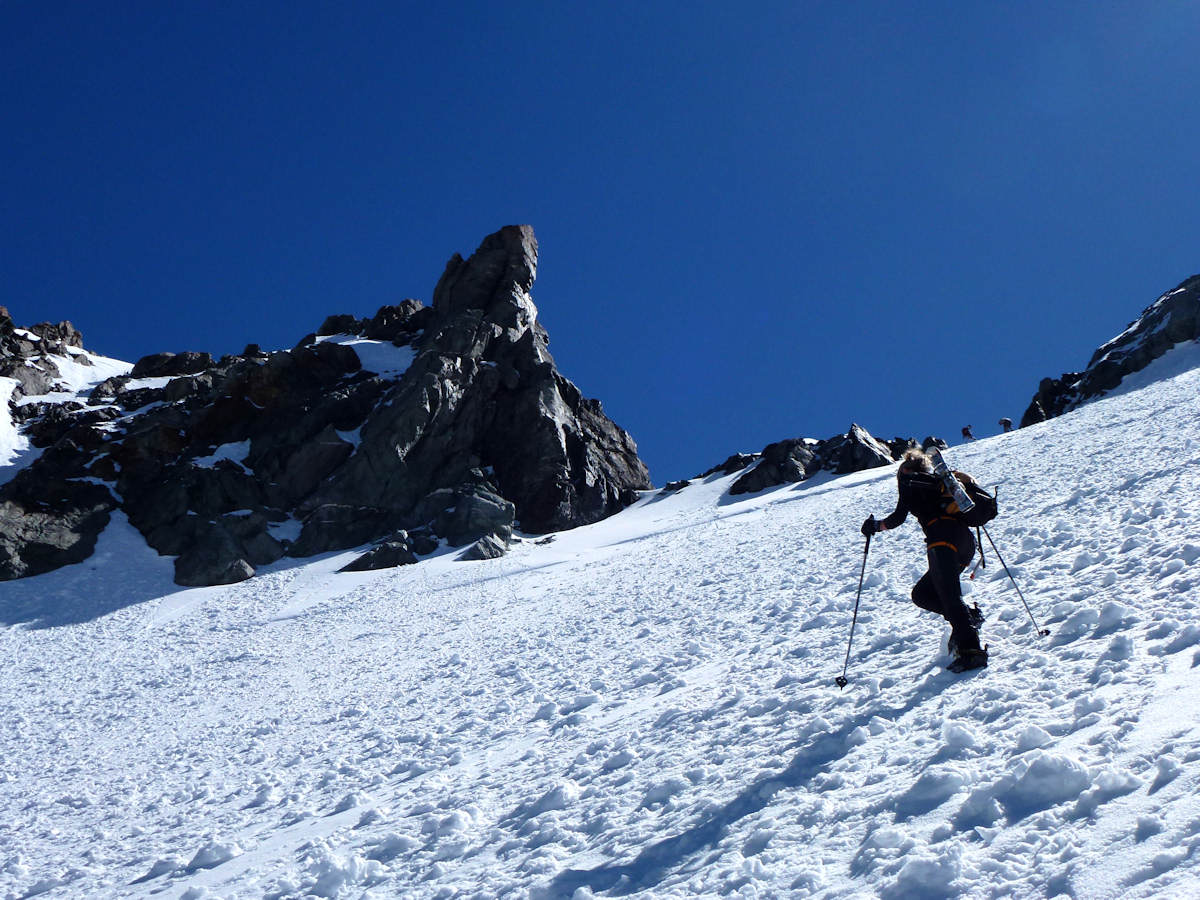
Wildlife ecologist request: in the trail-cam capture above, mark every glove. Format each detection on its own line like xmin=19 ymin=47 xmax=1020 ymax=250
xmin=860 ymin=516 xmax=878 ymax=537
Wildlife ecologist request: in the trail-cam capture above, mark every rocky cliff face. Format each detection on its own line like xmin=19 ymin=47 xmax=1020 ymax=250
xmin=0 ymin=226 xmax=651 ymax=585
xmin=1022 ymin=275 xmax=1200 ymax=427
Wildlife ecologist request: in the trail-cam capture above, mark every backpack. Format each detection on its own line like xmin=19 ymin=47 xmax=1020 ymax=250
xmin=950 ymin=471 xmax=998 ymax=527
xmin=899 ymin=470 xmax=999 ymax=527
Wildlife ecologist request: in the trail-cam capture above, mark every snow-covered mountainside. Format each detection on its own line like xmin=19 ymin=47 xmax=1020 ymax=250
xmin=3 ymin=340 xmax=1200 ymax=899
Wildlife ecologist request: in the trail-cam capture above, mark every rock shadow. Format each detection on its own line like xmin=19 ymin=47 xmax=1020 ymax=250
xmin=0 ymin=512 xmax=180 ymax=628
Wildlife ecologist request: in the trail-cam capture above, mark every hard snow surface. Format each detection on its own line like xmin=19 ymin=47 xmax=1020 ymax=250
xmin=4 ymin=343 xmax=1200 ymax=899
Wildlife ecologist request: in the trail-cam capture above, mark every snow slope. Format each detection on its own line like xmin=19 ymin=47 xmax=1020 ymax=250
xmin=3 ymin=341 xmax=1200 ymax=899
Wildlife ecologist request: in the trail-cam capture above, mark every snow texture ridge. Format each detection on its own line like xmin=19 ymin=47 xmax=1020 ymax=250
xmin=2 ymin=339 xmax=1200 ymax=897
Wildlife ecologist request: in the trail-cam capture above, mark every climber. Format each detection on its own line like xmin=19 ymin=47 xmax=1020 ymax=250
xmin=859 ymin=448 xmax=987 ymax=670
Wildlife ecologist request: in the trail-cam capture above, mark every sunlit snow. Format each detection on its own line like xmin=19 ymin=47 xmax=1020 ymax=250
xmin=22 ymin=348 xmax=132 ymax=399
xmin=0 ymin=378 xmax=29 ymax=475
xmin=315 ymin=334 xmax=416 ymax=378
xmin=194 ymin=440 xmax=253 ymax=470
xmin=1 ymin=341 xmax=1199 ymax=898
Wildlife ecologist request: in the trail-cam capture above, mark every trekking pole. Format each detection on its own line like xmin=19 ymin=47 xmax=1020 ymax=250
xmin=981 ymin=525 xmax=1050 ymax=637
xmin=836 ymin=531 xmax=872 ymax=689
xmin=969 ymin=526 xmax=986 ymax=578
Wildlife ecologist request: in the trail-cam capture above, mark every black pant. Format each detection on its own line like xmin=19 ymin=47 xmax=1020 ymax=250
xmin=912 ymin=522 xmax=979 ymax=652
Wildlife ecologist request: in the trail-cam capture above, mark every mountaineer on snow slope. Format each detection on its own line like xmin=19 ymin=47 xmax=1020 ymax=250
xmin=861 ymin=447 xmax=990 ymax=672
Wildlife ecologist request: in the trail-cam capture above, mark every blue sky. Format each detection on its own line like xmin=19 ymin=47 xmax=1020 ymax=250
xmin=4 ymin=2 xmax=1199 ymax=481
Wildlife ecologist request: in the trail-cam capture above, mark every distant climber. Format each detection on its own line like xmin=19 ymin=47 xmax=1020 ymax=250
xmin=961 ymin=425 xmax=976 ymax=442
xmin=860 ymin=449 xmax=987 ymax=671
xmin=999 ymin=417 xmax=1013 ymax=433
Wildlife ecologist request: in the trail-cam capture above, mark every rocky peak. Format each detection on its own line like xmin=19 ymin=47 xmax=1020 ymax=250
xmin=433 ymin=224 xmax=538 ymax=318
xmin=702 ymin=423 xmax=910 ymax=497
xmin=1022 ymin=275 xmax=1200 ymax=427
xmin=0 ymin=226 xmax=651 ymax=586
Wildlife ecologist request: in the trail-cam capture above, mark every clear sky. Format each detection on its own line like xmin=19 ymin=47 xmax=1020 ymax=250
xmin=4 ymin=2 xmax=1199 ymax=482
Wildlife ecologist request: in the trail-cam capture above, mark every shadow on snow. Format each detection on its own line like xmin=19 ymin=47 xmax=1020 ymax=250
xmin=542 ymin=683 xmax=941 ymax=898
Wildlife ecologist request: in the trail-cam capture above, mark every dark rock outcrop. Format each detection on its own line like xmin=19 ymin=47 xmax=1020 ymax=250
xmin=338 ymin=525 xmax=441 ymax=573
xmin=340 ymin=540 xmax=419 ymax=573
xmin=817 ymin=425 xmax=895 ymax=474
xmin=718 ymin=424 xmax=932 ymax=496
xmin=0 ymin=309 xmax=115 ymax=576
xmin=0 ymin=307 xmax=90 ymax=401
xmin=729 ymin=439 xmax=817 ymax=495
xmin=460 ymin=533 xmax=509 ymax=561
xmin=0 ymin=480 xmax=116 ymax=580
xmin=287 ymin=226 xmax=648 ymax=544
xmin=698 ymin=453 xmax=759 ymax=479
xmin=0 ymin=226 xmax=651 ymax=585
xmin=172 ymin=521 xmax=257 ymax=587
xmin=129 ymin=351 xmax=215 ymax=379
xmin=1021 ymin=275 xmax=1200 ymax=427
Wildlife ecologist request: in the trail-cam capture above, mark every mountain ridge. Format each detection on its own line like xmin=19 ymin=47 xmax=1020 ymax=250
xmin=3 ymin=248 xmax=1197 ymax=590
xmin=1022 ymin=273 xmax=1200 ymax=426
xmin=0 ymin=226 xmax=652 ymax=586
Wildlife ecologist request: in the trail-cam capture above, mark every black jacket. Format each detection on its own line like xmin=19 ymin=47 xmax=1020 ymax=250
xmin=881 ymin=470 xmax=981 ymax=540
